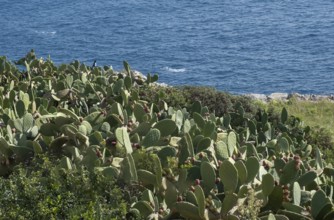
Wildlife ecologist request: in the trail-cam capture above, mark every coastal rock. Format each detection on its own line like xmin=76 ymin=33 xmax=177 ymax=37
xmin=267 ymin=93 xmax=289 ymax=101
xmin=246 ymin=92 xmax=334 ymax=103
xmin=245 ymin=94 xmax=267 ymax=102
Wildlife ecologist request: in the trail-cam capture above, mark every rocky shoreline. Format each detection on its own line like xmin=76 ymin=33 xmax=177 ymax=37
xmin=246 ymin=93 xmax=334 ymax=103
xmin=128 ymin=69 xmax=334 ymax=103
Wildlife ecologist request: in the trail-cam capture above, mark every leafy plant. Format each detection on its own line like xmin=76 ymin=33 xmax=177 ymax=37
xmin=0 ymin=155 xmax=127 ymax=219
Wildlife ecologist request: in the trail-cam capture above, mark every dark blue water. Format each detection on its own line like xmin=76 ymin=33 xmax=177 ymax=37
xmin=1 ymin=0 xmax=334 ymax=94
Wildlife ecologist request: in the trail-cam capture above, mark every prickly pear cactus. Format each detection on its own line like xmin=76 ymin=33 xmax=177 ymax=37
xmin=0 ymin=53 xmax=334 ymax=219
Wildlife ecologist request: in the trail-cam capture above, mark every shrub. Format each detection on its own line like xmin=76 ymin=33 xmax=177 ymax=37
xmin=141 ymin=85 xmax=259 ymax=116
xmin=0 ymin=155 xmax=128 ymax=219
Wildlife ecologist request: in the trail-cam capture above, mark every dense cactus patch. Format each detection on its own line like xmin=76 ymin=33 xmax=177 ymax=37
xmin=0 ymin=51 xmax=334 ymax=219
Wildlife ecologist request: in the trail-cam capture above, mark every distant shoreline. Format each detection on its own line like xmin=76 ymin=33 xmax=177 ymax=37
xmin=129 ymin=70 xmax=334 ymax=103
xmin=245 ymin=93 xmax=334 ymax=103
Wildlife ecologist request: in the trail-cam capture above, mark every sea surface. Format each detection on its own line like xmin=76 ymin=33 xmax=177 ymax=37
xmin=1 ymin=0 xmax=334 ymax=94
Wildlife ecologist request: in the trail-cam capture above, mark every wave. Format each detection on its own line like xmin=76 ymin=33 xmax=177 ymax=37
xmin=163 ymin=66 xmax=186 ymax=73
xmin=34 ymin=30 xmax=57 ymax=36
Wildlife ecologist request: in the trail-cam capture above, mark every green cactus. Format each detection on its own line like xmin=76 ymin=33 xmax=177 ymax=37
xmin=58 ymin=108 xmax=80 ymax=121
xmin=262 ymin=173 xmax=275 ymax=197
xmin=32 ymin=141 xmax=43 ymax=154
xmin=311 ymin=189 xmax=332 ymax=220
xmin=134 ymin=103 xmax=147 ymax=123
xmin=112 ymin=78 xmax=124 ymax=94
xmin=178 ymin=133 xmax=195 ymax=164
xmin=277 ymin=210 xmax=311 ymax=220
xmin=141 ymin=128 xmax=160 ymax=148
xmin=315 ymin=147 xmax=324 ymax=170
xmin=234 ymin=160 xmax=248 ymax=185
xmin=165 ymin=180 xmax=178 ymax=208
xmin=152 ymin=155 xmax=162 ymax=188
xmin=223 ymin=114 xmax=231 ymax=128
xmin=197 ymin=137 xmax=211 ymax=152
xmin=186 ymin=190 xmax=198 ymax=206
xmin=293 ymin=182 xmax=301 ymax=206
xmin=277 ymin=137 xmax=290 ymax=153
xmin=157 ymin=146 xmax=177 ymax=167
xmin=248 ymin=120 xmax=257 ymax=135
xmin=227 ymin=131 xmax=237 ymax=157
xmin=221 ymin=193 xmax=238 ymax=216
xmin=137 ymin=169 xmax=157 ymax=187
xmin=175 ymin=201 xmax=204 ymax=220
xmin=193 ymin=112 xmax=205 ymax=130
xmin=219 ymin=160 xmax=238 ymax=194
xmin=84 ymin=111 xmax=104 ymax=127
xmin=279 ymin=160 xmax=300 ymax=185
xmin=16 ymin=100 xmax=26 ymax=118
xmin=153 ymin=119 xmax=177 ymax=137
xmin=132 ymin=121 xmax=151 ymax=136
xmin=98 ymin=166 xmax=120 ymax=179
xmin=282 ymin=202 xmax=304 ymax=214
xmin=266 ymin=186 xmax=283 ymax=212
xmin=203 ymin=121 xmax=216 ymax=138
xmin=192 ymin=100 xmax=202 ymax=115
xmin=124 ymin=75 xmax=132 ymax=89
xmin=194 ymin=185 xmax=206 ymax=219
xmin=246 ymin=143 xmax=259 ymax=159
xmin=132 ymin=201 xmax=154 ymax=218
xmin=175 ymin=110 xmax=184 ymax=131
xmin=245 ymin=156 xmax=260 ymax=183
xmin=200 ymin=161 xmax=216 ymax=193
xmin=121 ymin=153 xmax=138 ymax=184
xmin=2 ymin=55 xmax=334 ymax=219
xmin=115 ymin=127 xmax=132 ymax=154
xmin=59 ymin=156 xmax=72 ymax=170
xmin=281 ymin=107 xmax=288 ymax=124
xmin=215 ymin=141 xmax=229 ymax=160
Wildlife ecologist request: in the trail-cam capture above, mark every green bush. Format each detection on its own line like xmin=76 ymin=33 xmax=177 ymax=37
xmin=139 ymin=85 xmax=188 ymax=109
xmin=141 ymin=85 xmax=258 ymax=116
xmin=0 ymin=155 xmax=127 ymax=219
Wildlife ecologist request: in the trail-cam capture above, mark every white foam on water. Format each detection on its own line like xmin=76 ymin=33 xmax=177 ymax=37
xmin=35 ymin=30 xmax=57 ymax=36
xmin=163 ymin=66 xmax=186 ymax=73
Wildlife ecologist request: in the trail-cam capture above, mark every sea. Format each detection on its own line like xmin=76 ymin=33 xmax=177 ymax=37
xmin=1 ymin=0 xmax=334 ymax=95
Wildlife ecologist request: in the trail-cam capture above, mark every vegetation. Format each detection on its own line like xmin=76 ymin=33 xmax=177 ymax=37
xmin=0 ymin=155 xmax=127 ymax=219
xmin=141 ymin=85 xmax=258 ymax=117
xmin=259 ymin=98 xmax=334 ymax=164
xmin=0 ymin=50 xmax=334 ymax=219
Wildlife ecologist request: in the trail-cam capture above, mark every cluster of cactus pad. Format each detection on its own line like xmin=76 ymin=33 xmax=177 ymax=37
xmin=1 ymin=50 xmax=334 ymax=219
